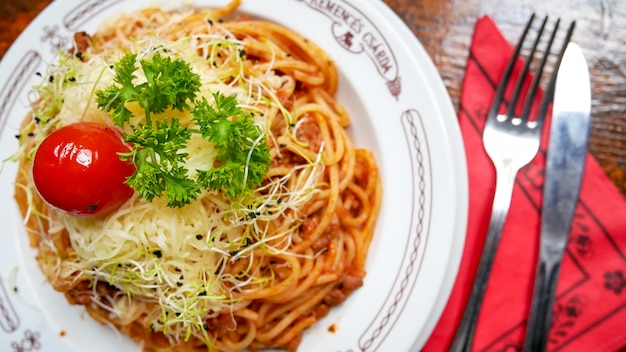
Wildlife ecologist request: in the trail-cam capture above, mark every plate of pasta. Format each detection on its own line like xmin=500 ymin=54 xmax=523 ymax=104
xmin=0 ymin=0 xmax=467 ymax=351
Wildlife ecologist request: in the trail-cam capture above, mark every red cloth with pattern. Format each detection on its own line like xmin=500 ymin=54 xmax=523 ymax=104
xmin=423 ymin=15 xmax=626 ymax=352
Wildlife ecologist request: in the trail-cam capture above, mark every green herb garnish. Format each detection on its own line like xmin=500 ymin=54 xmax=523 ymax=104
xmin=193 ymin=94 xmax=271 ymax=199
xmin=96 ymin=52 xmax=270 ymax=207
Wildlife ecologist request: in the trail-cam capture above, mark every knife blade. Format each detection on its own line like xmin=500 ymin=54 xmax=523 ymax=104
xmin=522 ymin=42 xmax=591 ymax=352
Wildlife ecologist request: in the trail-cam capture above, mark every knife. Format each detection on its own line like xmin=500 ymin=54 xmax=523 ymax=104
xmin=523 ymin=42 xmax=591 ymax=352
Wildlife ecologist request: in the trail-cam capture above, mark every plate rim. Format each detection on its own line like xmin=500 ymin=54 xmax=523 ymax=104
xmin=0 ymin=1 xmax=469 ymax=351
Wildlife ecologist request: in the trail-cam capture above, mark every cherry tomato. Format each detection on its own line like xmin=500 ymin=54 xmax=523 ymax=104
xmin=32 ymin=122 xmax=136 ymax=217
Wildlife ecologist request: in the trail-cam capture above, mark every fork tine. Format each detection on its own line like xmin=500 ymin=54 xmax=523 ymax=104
xmin=518 ymin=18 xmax=561 ymax=124
xmin=529 ymin=20 xmax=576 ymax=129
xmin=507 ymin=16 xmax=549 ymax=122
xmin=486 ymin=13 xmax=536 ymax=122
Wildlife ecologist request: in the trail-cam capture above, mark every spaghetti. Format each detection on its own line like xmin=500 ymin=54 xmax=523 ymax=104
xmin=13 ymin=1 xmax=382 ymax=351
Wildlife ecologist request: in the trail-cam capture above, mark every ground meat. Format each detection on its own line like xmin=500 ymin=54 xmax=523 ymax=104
xmin=323 ymin=288 xmax=347 ymax=306
xmin=95 ymin=281 xmax=118 ymax=297
xmin=269 ymin=115 xmax=322 ymax=169
xmin=311 ymin=233 xmax=331 ymax=251
xmin=321 ymin=272 xmax=364 ymax=307
xmin=72 ymin=31 xmax=92 ymax=61
xmin=66 ymin=281 xmax=93 ymax=305
xmin=342 ymin=273 xmax=364 ymax=291
xmin=313 ymin=303 xmax=330 ymax=319
xmin=296 ymin=117 xmax=322 ymax=152
xmin=276 ymin=89 xmax=295 ymax=112
xmin=204 ymin=313 xmax=238 ymax=332
xmin=283 ymin=332 xmax=302 ymax=352
xmin=301 ymin=215 xmax=320 ymax=235
xmin=310 ymin=214 xmax=340 ymax=251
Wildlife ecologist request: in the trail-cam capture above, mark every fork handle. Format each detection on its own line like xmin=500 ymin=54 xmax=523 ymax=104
xmin=449 ymin=166 xmax=519 ymax=352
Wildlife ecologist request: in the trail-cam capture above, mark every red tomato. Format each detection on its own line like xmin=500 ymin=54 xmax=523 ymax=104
xmin=32 ymin=122 xmax=136 ymax=217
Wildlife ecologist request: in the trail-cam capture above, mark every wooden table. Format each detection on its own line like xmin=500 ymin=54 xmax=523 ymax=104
xmin=1 ymin=0 xmax=624 ymax=351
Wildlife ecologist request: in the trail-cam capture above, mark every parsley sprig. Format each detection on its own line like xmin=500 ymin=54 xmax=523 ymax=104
xmin=193 ymin=95 xmax=271 ymax=199
xmin=120 ymin=119 xmax=201 ymax=208
xmin=96 ymin=52 xmax=270 ymax=207
xmin=96 ymin=53 xmax=200 ymax=126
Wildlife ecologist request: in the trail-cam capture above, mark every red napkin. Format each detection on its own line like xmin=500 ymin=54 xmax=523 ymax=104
xmin=423 ymin=16 xmax=626 ymax=352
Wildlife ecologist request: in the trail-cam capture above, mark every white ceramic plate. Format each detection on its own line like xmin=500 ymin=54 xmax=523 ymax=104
xmin=0 ymin=0 xmax=468 ymax=351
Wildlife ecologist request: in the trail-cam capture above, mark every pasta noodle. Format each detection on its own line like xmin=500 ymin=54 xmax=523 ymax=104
xmin=12 ymin=1 xmax=382 ymax=351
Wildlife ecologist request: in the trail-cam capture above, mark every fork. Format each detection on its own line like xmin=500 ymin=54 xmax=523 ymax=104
xmin=449 ymin=14 xmax=574 ymax=352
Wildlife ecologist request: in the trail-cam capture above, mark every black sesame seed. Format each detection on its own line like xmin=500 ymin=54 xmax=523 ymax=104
xmin=196 ymin=234 xmax=203 ymax=240
xmin=153 ymin=250 xmax=162 ymax=258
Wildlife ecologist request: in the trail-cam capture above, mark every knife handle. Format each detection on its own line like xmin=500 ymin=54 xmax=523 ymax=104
xmin=523 ymin=255 xmax=563 ymax=352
